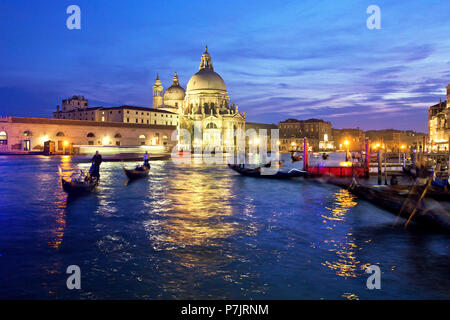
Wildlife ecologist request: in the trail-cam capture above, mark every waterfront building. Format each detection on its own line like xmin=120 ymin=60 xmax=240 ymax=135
xmin=0 ymin=116 xmax=175 ymax=154
xmin=245 ymin=122 xmax=278 ymax=151
xmin=278 ymin=118 xmax=333 ymax=152
xmin=364 ymin=129 xmax=427 ymax=152
xmin=153 ymin=47 xmax=246 ymax=150
xmin=54 ymin=99 xmax=179 ymax=127
xmin=332 ymin=128 xmax=365 ymax=152
xmin=428 ymin=84 xmax=449 ymax=151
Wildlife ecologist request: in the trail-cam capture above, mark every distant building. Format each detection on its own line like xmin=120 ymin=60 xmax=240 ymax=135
xmin=245 ymin=122 xmax=278 ymax=151
xmin=61 ymin=95 xmax=89 ymax=112
xmin=365 ymin=129 xmax=427 ymax=152
xmin=278 ymin=118 xmax=333 ymax=152
xmin=332 ymin=128 xmax=365 ymax=152
xmin=54 ymin=103 xmax=179 ymax=127
xmin=428 ymin=84 xmax=449 ymax=151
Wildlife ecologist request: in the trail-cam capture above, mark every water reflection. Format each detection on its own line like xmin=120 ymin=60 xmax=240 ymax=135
xmin=145 ymin=164 xmax=237 ymax=249
xmin=321 ymin=189 xmax=371 ymax=281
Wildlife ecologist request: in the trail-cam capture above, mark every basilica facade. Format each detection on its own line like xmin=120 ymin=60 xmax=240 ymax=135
xmin=152 ymin=47 xmax=246 ymax=150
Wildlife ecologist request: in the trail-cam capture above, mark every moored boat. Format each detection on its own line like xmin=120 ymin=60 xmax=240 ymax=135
xmin=228 ymin=164 xmax=308 ymax=179
xmin=348 ymin=183 xmax=450 ymax=233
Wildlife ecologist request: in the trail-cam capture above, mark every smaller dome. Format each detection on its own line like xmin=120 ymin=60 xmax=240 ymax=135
xmin=164 ymin=72 xmax=185 ymax=101
xmin=164 ymin=85 xmax=185 ymax=101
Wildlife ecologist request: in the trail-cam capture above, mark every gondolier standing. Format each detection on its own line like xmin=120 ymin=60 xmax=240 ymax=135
xmin=89 ymin=150 xmax=103 ymax=181
xmin=143 ymin=151 xmax=150 ymax=169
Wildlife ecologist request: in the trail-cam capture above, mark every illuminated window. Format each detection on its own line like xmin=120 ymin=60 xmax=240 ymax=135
xmin=0 ymin=131 xmax=7 ymax=145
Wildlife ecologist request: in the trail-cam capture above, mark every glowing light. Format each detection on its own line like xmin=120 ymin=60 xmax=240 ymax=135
xmin=339 ymin=161 xmax=353 ymax=167
xmin=102 ymin=136 xmax=110 ymax=145
xmin=344 ymin=140 xmax=349 ymax=146
xmin=40 ymin=135 xmax=49 ymax=144
xmin=63 ymin=140 xmax=69 ymax=146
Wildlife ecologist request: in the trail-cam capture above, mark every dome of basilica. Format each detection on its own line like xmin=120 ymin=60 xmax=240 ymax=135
xmin=186 ymin=46 xmax=227 ymax=93
xmin=186 ymin=69 xmax=227 ymax=92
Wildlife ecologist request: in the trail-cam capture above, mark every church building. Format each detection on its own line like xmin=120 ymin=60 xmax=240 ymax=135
xmin=152 ymin=47 xmax=246 ymax=150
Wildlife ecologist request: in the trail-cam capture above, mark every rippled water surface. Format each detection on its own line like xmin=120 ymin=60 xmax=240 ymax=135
xmin=0 ymin=155 xmax=449 ymax=299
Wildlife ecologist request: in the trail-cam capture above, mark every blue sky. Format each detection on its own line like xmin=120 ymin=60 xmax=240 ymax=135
xmin=0 ymin=0 xmax=449 ymax=132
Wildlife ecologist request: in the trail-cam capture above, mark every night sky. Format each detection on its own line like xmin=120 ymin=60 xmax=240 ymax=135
xmin=0 ymin=0 xmax=449 ymax=132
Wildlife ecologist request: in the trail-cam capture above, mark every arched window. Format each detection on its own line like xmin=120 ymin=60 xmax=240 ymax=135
xmin=139 ymin=134 xmax=146 ymax=139
xmin=87 ymin=132 xmax=95 ymax=138
xmin=114 ymin=133 xmax=122 ymax=138
xmin=206 ymin=122 xmax=217 ymax=129
xmin=22 ymin=130 xmax=32 ymax=137
xmin=0 ymin=131 xmax=7 ymax=145
xmin=56 ymin=132 xmax=65 ymax=137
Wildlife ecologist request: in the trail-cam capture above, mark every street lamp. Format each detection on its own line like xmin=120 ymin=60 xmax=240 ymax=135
xmin=400 ymin=144 xmax=406 ymax=164
xmin=344 ymin=140 xmax=349 ymax=161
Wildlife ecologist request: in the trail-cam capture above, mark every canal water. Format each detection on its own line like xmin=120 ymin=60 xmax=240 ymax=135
xmin=0 ymin=155 xmax=448 ymax=299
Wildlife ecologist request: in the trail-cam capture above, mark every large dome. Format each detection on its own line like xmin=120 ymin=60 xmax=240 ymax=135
xmin=186 ymin=69 xmax=227 ymax=92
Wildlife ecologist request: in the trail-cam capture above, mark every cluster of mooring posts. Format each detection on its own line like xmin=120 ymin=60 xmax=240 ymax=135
xmin=301 ymin=138 xmax=450 ymax=233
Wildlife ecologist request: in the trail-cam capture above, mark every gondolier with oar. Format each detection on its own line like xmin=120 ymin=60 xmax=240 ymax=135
xmin=89 ymin=150 xmax=103 ymax=181
xmin=143 ymin=151 xmax=150 ymax=169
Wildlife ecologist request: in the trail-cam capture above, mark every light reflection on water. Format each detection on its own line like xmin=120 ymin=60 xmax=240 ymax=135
xmin=0 ymin=155 xmax=449 ymax=299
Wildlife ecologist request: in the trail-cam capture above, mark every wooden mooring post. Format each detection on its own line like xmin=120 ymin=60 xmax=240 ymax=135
xmin=377 ymin=149 xmax=382 ymax=184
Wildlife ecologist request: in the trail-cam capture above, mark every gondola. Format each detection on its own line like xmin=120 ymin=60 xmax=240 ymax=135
xmin=61 ymin=176 xmax=98 ymax=195
xmin=431 ymin=176 xmax=449 ymax=190
xmin=228 ymin=164 xmax=309 ymax=179
xmin=290 ymin=151 xmax=302 ymax=162
xmin=123 ymin=164 xmax=150 ymax=180
xmin=347 ymin=183 xmax=450 ymax=233
xmin=388 ymin=184 xmax=450 ymax=201
xmin=402 ymin=164 xmax=433 ymax=179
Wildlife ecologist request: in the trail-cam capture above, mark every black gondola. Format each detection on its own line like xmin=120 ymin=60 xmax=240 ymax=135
xmin=61 ymin=176 xmax=98 ymax=195
xmin=228 ymin=164 xmax=308 ymax=179
xmin=123 ymin=165 xmax=150 ymax=180
xmin=347 ymin=183 xmax=450 ymax=233
xmin=290 ymin=151 xmax=302 ymax=162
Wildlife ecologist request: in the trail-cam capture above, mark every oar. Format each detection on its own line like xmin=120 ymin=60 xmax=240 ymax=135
xmin=404 ymin=177 xmax=432 ymax=228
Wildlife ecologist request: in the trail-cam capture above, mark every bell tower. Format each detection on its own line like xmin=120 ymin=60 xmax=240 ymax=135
xmin=152 ymin=74 xmax=163 ymax=108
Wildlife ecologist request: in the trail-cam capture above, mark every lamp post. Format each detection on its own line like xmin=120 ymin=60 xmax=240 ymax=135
xmin=344 ymin=140 xmax=349 ymax=162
